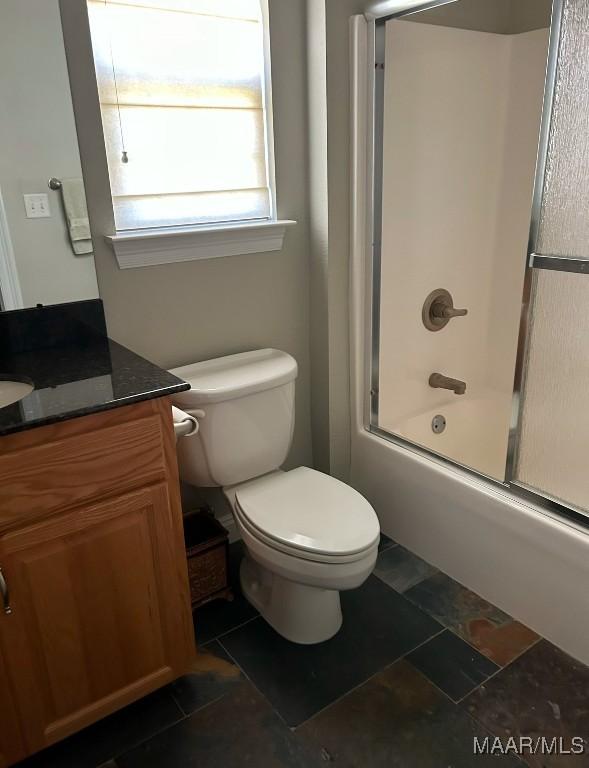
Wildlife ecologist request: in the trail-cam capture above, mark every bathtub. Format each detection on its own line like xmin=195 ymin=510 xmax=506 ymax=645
xmin=350 ymin=424 xmax=589 ymax=666
xmin=388 ymin=390 xmax=513 ymax=482
xmin=349 ymin=14 xmax=589 ymax=665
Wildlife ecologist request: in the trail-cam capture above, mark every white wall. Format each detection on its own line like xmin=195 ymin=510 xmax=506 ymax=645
xmin=306 ymin=0 xmax=331 ymax=473
xmin=509 ymin=0 xmax=553 ymax=33
xmin=412 ymin=0 xmax=552 ymax=33
xmin=323 ymin=0 xmax=368 ymax=480
xmin=377 ymin=22 xmax=547 ymax=480
xmin=0 ymin=0 xmax=98 ymax=308
xmin=487 ymin=28 xmax=550 ymax=389
xmin=305 ymin=0 xmax=368 ymax=480
xmin=60 ymin=0 xmax=313 ymax=474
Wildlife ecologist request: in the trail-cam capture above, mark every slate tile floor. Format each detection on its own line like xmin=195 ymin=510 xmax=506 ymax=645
xmin=17 ymin=537 xmax=589 ymax=768
xmin=405 ymin=571 xmax=540 ymax=667
xmin=220 ymin=574 xmax=440 ymax=726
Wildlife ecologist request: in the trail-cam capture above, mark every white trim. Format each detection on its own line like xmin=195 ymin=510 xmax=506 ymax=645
xmin=0 ymin=186 xmax=23 ymax=310
xmin=350 ymin=15 xmax=375 ymax=436
xmin=364 ymin=0 xmax=457 ymax=20
xmin=260 ymin=0 xmax=278 ymax=221
xmin=106 ymin=219 xmax=297 ymax=269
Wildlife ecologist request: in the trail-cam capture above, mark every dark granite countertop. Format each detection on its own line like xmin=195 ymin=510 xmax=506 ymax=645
xmin=0 ymin=337 xmax=189 ymax=436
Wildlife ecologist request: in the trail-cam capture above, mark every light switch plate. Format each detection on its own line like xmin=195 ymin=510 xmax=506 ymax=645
xmin=23 ymin=193 xmax=51 ymax=218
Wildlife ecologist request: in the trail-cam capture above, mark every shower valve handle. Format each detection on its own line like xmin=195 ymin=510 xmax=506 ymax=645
xmin=433 ymin=303 xmax=468 ymax=320
xmin=422 ymin=289 xmax=468 ymax=331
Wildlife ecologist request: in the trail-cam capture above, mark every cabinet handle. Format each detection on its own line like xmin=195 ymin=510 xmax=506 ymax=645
xmin=0 ymin=567 xmax=11 ymax=615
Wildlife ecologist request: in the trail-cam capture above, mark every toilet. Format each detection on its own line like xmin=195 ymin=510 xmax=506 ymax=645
xmin=170 ymin=349 xmax=380 ymax=644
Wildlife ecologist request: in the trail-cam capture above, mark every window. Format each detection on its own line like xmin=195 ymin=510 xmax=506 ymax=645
xmin=87 ymin=0 xmax=275 ymax=233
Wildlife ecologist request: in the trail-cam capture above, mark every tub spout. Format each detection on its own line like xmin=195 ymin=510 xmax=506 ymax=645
xmin=429 ymin=373 xmax=466 ymax=395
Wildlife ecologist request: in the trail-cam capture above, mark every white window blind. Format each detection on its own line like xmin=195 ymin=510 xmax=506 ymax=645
xmin=87 ymin=0 xmax=273 ymax=231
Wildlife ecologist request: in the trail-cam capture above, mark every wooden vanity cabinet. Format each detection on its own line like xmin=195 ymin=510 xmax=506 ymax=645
xmin=0 ymin=646 xmax=24 ymax=767
xmin=0 ymin=398 xmax=195 ymax=766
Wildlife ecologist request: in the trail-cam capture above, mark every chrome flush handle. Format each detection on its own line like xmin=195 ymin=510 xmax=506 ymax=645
xmin=0 ymin=567 xmax=12 ymax=615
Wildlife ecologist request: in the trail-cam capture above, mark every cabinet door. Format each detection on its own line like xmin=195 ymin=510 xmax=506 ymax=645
xmin=0 ymin=644 xmax=25 ymax=767
xmin=0 ymin=484 xmax=194 ymax=755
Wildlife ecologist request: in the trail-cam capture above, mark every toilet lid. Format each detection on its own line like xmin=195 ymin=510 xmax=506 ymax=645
xmin=235 ymin=467 xmax=380 ymax=558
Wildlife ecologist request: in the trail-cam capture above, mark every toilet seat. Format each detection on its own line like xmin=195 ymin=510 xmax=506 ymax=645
xmin=234 ymin=467 xmax=380 ymax=564
xmin=234 ymin=502 xmax=378 ymax=565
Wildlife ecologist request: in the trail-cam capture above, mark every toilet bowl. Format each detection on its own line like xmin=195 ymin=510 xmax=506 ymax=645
xmin=170 ymin=349 xmax=380 ymax=644
xmin=226 ymin=467 xmax=379 ymax=643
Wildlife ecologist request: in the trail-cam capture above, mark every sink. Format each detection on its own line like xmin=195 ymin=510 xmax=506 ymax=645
xmin=0 ymin=379 xmax=34 ymax=409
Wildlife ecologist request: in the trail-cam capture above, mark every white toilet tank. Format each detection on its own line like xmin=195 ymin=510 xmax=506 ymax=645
xmin=170 ymin=349 xmax=297 ymax=488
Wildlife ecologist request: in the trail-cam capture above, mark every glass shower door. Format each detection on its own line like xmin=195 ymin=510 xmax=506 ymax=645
xmin=516 ymin=271 xmax=589 ymax=512
xmin=373 ymin=2 xmax=551 ymax=481
xmin=368 ymin=0 xmax=589 ymax=519
xmin=514 ymin=0 xmax=589 ymax=515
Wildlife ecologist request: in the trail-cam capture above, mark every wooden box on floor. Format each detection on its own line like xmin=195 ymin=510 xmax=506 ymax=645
xmin=184 ymin=509 xmax=233 ymax=609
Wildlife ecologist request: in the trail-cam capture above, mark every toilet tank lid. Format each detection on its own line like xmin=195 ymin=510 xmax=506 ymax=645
xmin=169 ymin=349 xmax=298 ymax=405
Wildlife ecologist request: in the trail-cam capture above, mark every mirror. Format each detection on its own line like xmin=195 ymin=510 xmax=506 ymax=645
xmin=374 ymin=0 xmax=553 ymax=480
xmin=0 ymin=0 xmax=98 ymax=311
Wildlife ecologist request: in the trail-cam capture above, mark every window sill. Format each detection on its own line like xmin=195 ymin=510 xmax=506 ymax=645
xmin=105 ymin=219 xmax=297 ymax=269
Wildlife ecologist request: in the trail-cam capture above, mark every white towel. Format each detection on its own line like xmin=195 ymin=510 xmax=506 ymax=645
xmin=60 ymin=178 xmax=93 ymax=256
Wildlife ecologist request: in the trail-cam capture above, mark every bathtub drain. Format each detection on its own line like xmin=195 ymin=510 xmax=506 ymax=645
xmin=431 ymin=414 xmax=446 ymax=434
